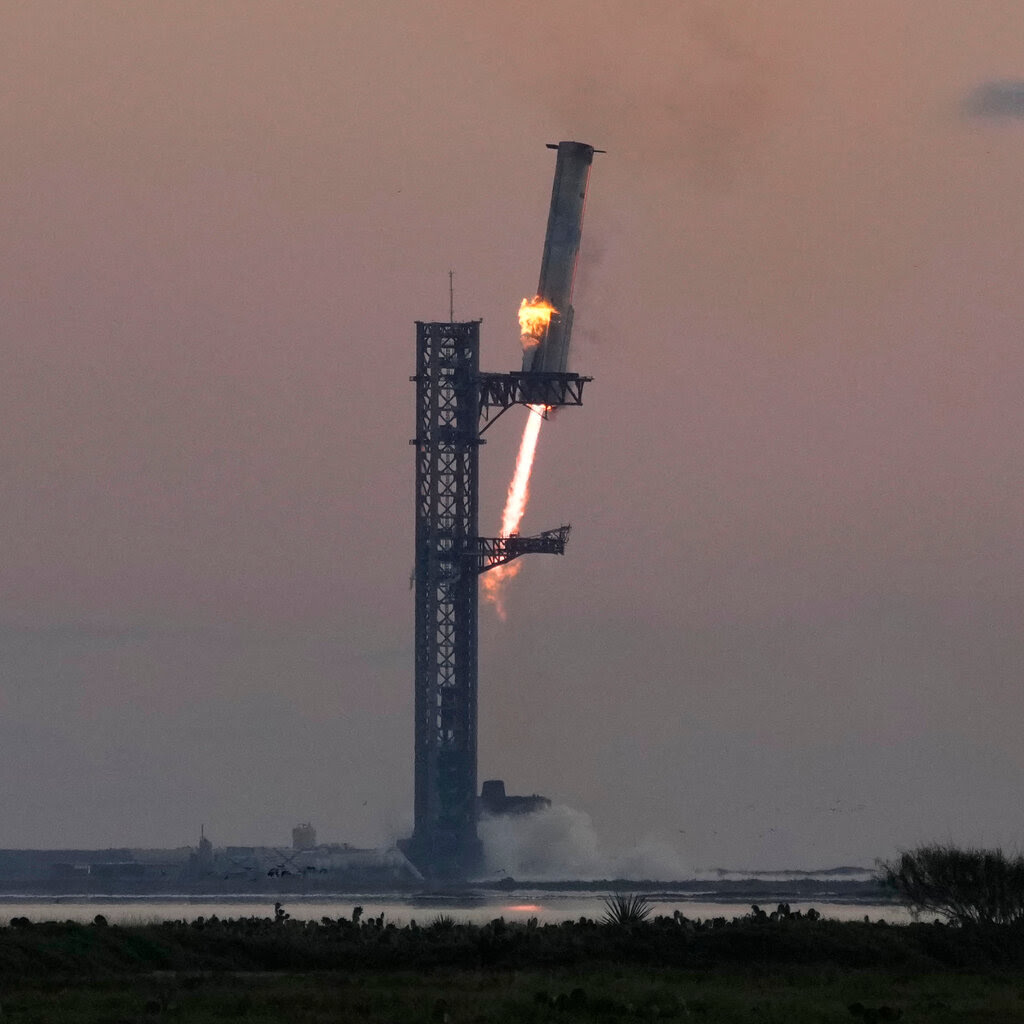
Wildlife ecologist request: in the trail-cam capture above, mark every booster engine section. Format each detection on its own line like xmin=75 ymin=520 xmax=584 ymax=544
xmin=521 ymin=141 xmax=597 ymax=374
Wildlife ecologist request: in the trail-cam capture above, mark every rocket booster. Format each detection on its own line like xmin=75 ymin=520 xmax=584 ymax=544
xmin=522 ymin=141 xmax=598 ymax=375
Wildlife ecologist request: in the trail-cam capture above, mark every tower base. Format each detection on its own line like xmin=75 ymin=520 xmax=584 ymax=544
xmin=398 ymin=831 xmax=483 ymax=882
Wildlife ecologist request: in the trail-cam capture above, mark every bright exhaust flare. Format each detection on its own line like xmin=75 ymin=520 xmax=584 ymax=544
xmin=484 ymin=297 xmax=561 ymax=617
xmin=483 ymin=402 xmax=547 ymax=618
xmin=518 ymin=296 xmax=556 ymax=349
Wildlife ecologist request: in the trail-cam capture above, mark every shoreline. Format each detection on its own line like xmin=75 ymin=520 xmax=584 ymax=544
xmin=0 ymin=875 xmax=886 ymax=901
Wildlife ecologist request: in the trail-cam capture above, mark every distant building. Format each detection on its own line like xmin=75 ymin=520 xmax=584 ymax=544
xmin=479 ymin=779 xmax=551 ymax=816
xmin=0 ymin=831 xmax=424 ymax=892
xmin=188 ymin=826 xmax=214 ymax=877
xmin=292 ymin=823 xmax=317 ymax=850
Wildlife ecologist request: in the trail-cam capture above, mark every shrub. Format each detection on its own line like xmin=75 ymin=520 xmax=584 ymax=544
xmin=601 ymin=893 xmax=652 ymax=926
xmin=880 ymin=844 xmax=1024 ymax=926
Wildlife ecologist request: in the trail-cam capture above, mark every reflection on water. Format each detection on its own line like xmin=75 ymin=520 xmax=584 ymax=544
xmin=0 ymin=892 xmax=918 ymax=926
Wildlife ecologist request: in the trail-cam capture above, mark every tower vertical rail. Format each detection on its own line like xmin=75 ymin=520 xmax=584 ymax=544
xmin=407 ymin=321 xmax=483 ymax=878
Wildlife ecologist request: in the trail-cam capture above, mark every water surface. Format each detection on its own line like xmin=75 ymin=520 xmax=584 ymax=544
xmin=0 ymin=891 xmax=918 ymax=926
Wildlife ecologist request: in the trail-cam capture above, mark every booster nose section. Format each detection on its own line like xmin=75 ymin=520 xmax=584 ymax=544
xmin=521 ymin=142 xmax=597 ymax=375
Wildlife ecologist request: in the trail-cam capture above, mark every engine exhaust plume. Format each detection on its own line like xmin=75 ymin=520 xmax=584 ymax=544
xmin=486 ymin=142 xmax=598 ymax=618
xmin=482 ymin=402 xmax=546 ymax=619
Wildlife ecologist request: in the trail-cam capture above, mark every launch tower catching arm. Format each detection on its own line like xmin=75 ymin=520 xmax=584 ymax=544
xmin=473 ymin=525 xmax=571 ymax=574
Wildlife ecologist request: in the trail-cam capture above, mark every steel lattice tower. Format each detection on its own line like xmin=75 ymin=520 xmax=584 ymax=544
xmin=403 ymin=322 xmax=589 ymax=879
xmin=409 ymin=321 xmax=483 ymax=877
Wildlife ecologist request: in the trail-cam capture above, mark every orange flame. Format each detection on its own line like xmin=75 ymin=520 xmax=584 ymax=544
xmin=518 ymin=296 xmax=556 ymax=349
xmin=483 ymin=403 xmax=547 ymax=619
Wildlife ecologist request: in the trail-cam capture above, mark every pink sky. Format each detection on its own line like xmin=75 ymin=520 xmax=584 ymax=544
xmin=1 ymin=1 xmax=1023 ymax=868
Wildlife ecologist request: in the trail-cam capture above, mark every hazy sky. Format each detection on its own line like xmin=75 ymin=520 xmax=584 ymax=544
xmin=2 ymin=1 xmax=1024 ymax=870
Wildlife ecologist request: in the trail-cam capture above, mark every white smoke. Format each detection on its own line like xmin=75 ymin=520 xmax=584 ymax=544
xmin=478 ymin=803 xmax=687 ymax=881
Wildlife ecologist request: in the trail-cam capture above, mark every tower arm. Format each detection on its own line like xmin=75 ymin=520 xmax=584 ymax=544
xmin=473 ymin=525 xmax=571 ymax=575
xmin=476 ymin=372 xmax=591 ymax=434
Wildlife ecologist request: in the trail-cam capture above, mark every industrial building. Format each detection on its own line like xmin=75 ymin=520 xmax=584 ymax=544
xmin=0 ymin=826 xmax=421 ymax=893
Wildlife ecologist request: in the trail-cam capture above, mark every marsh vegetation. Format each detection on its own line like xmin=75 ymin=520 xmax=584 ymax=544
xmin=0 ymin=894 xmax=1023 ymax=1020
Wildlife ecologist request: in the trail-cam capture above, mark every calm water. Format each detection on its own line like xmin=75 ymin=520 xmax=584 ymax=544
xmin=0 ymin=892 xmax=918 ymax=926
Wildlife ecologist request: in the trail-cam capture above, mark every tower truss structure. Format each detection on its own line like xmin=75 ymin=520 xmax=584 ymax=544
xmin=403 ymin=321 xmax=589 ymax=878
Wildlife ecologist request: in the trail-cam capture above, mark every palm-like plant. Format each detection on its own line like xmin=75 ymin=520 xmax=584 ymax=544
xmin=601 ymin=893 xmax=652 ymax=926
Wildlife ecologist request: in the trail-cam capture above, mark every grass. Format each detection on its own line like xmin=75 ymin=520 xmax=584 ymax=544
xmin=3 ymin=906 xmax=1024 ymax=1020
xmin=2 ymin=905 xmax=1023 ymax=974
xmin=2 ymin=966 xmax=1024 ymax=1022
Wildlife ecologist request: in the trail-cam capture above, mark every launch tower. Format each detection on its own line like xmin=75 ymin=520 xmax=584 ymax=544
xmin=403 ymin=143 xmax=597 ymax=879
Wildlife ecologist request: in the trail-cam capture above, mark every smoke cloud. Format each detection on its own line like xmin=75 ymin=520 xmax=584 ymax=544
xmin=479 ymin=805 xmax=687 ymax=881
xmin=453 ymin=0 xmax=788 ymax=186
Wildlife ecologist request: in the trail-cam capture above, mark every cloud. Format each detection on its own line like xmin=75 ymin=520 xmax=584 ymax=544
xmin=965 ymin=80 xmax=1024 ymax=118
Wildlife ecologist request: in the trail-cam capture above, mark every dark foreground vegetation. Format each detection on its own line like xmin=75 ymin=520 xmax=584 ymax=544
xmin=3 ymin=897 xmax=1024 ymax=1021
xmin=881 ymin=844 xmax=1024 ymax=927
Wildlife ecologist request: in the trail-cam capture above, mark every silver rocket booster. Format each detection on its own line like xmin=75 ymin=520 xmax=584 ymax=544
xmin=521 ymin=141 xmax=598 ymax=375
